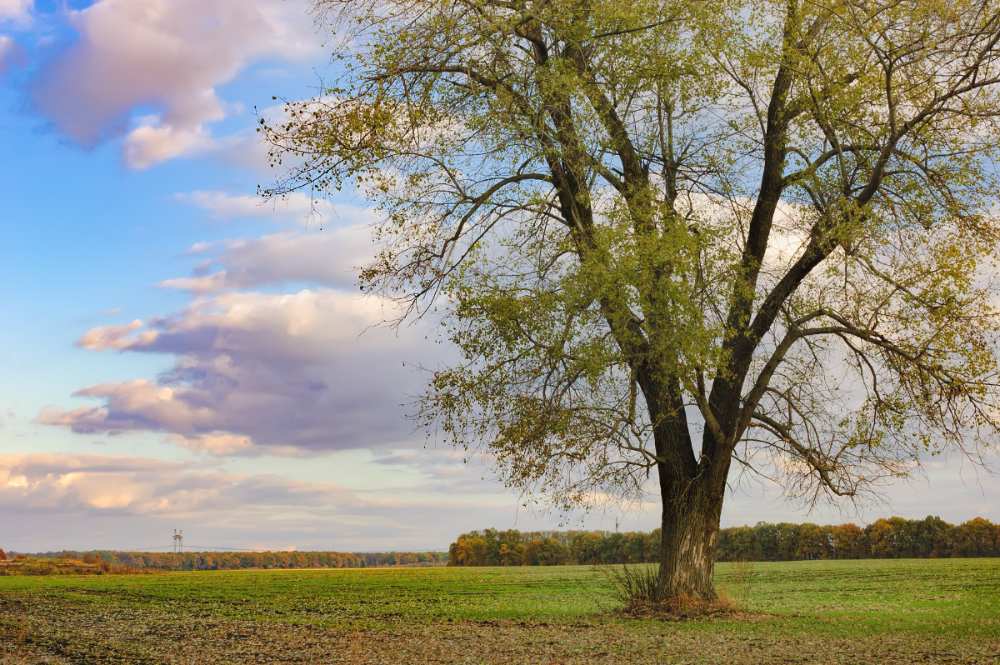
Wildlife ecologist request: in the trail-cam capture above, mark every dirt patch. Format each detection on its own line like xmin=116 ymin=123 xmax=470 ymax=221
xmin=0 ymin=559 xmax=104 ymax=576
xmin=1 ymin=600 xmax=997 ymax=665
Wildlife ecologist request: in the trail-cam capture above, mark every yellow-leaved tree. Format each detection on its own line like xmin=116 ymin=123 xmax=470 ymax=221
xmin=265 ymin=0 xmax=1000 ymax=600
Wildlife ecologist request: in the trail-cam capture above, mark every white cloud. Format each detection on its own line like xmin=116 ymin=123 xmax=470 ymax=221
xmin=174 ymin=190 xmax=328 ymax=223
xmin=0 ymin=0 xmax=31 ymax=23
xmin=123 ymin=119 xmax=216 ymax=170
xmin=30 ymin=0 xmax=322 ymax=168
xmin=40 ymin=203 xmax=425 ymax=458
xmin=39 ymin=290 xmax=433 ymax=456
xmin=156 ymin=229 xmax=372 ymax=293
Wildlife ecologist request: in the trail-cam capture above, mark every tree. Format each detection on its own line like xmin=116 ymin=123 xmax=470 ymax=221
xmin=524 ymin=537 xmax=570 ymax=565
xmin=831 ymin=523 xmax=864 ymax=559
xmin=911 ymin=515 xmax=950 ymax=557
xmin=951 ymin=517 xmax=999 ymax=557
xmin=717 ymin=525 xmax=759 ymax=561
xmin=266 ymin=0 xmax=1000 ymax=599
xmin=865 ymin=517 xmax=914 ymax=558
xmin=796 ymin=523 xmax=832 ymax=560
xmin=570 ymin=531 xmax=605 ymax=564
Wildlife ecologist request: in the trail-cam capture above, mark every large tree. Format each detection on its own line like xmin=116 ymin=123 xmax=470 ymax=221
xmin=265 ymin=0 xmax=1000 ymax=599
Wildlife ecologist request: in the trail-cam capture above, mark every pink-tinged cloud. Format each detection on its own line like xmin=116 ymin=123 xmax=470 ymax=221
xmin=77 ymin=319 xmax=151 ymax=350
xmin=0 ymin=0 xmax=31 ymax=23
xmin=0 ymin=453 xmax=551 ymax=551
xmin=39 ymin=290 xmax=433 ymax=456
xmin=156 ymin=229 xmax=372 ymax=294
xmin=0 ymin=453 xmax=357 ymax=516
xmin=174 ymin=190 xmax=326 ymax=222
xmin=0 ymin=34 xmax=27 ymax=73
xmin=30 ymin=0 xmax=321 ymax=168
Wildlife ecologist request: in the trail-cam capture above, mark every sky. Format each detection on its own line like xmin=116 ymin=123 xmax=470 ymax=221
xmin=0 ymin=0 xmax=997 ymax=554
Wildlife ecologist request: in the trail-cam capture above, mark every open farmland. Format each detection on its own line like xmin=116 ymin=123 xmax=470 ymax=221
xmin=1 ymin=558 xmax=998 ymax=664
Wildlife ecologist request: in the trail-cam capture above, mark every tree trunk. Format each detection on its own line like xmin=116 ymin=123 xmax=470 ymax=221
xmin=657 ymin=475 xmax=726 ymax=600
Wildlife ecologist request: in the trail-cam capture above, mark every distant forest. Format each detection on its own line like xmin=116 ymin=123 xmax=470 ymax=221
xmin=13 ymin=550 xmax=448 ymax=571
xmin=8 ymin=515 xmax=997 ymax=571
xmin=448 ymin=516 xmax=1000 ymax=566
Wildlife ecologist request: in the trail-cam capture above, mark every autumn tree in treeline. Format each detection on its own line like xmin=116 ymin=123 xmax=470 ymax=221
xmin=449 ymin=528 xmax=662 ymax=566
xmin=267 ymin=0 xmax=1000 ymax=600
xmin=18 ymin=550 xmax=447 ymax=571
xmin=450 ymin=517 xmax=1000 ymax=565
xmin=717 ymin=516 xmax=1000 ymax=560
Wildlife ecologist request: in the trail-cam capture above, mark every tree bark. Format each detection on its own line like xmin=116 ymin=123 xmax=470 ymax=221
xmin=656 ymin=472 xmax=726 ymax=600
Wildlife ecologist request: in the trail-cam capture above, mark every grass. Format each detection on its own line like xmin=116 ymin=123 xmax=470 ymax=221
xmin=1 ymin=558 xmax=998 ymax=663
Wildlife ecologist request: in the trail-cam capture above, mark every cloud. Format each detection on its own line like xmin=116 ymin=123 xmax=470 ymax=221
xmin=0 ymin=34 xmax=26 ymax=73
xmin=123 ymin=119 xmax=215 ymax=170
xmin=39 ymin=290 xmax=432 ymax=456
xmin=39 ymin=196 xmax=430 ymax=459
xmin=0 ymin=0 xmax=31 ymax=23
xmin=174 ymin=190 xmax=332 ymax=223
xmin=0 ymin=453 xmax=545 ymax=552
xmin=0 ymin=453 xmax=357 ymax=516
xmin=156 ymin=229 xmax=372 ymax=293
xmin=370 ymin=450 xmax=505 ymax=495
xmin=174 ymin=187 xmax=376 ymax=229
xmin=30 ymin=0 xmax=322 ymax=168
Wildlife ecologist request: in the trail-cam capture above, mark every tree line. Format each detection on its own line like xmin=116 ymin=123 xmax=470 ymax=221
xmin=15 ymin=550 xmax=448 ymax=571
xmin=449 ymin=517 xmax=1000 ymax=566
xmin=449 ymin=529 xmax=661 ymax=567
xmin=718 ymin=517 xmax=1000 ymax=561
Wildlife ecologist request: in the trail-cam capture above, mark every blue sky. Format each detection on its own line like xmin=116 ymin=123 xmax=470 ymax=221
xmin=1 ymin=0 xmax=997 ymax=554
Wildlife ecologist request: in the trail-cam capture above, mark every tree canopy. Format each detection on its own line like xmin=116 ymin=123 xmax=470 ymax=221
xmin=265 ymin=0 xmax=1000 ymax=598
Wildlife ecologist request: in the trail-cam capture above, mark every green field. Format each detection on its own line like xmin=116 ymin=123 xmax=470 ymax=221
xmin=1 ymin=558 xmax=998 ymax=664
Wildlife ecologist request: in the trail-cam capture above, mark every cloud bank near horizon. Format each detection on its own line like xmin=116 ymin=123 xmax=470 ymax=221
xmin=0 ymin=453 xmax=529 ymax=552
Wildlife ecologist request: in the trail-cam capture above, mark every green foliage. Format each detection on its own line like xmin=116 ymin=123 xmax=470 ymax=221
xmin=265 ymin=0 xmax=1000 ymax=596
xmin=265 ymin=0 xmax=1000 ymax=509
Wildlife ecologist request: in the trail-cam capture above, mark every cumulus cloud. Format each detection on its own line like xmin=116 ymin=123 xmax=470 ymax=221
xmin=39 ymin=192 xmax=431 ymax=458
xmin=39 ymin=290 xmax=432 ymax=456
xmin=123 ymin=119 xmax=216 ymax=169
xmin=157 ymin=229 xmax=372 ymax=293
xmin=30 ymin=0 xmax=321 ymax=168
xmin=0 ymin=0 xmax=31 ymax=23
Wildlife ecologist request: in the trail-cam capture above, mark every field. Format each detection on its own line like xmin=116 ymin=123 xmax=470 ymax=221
xmin=1 ymin=558 xmax=998 ymax=664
